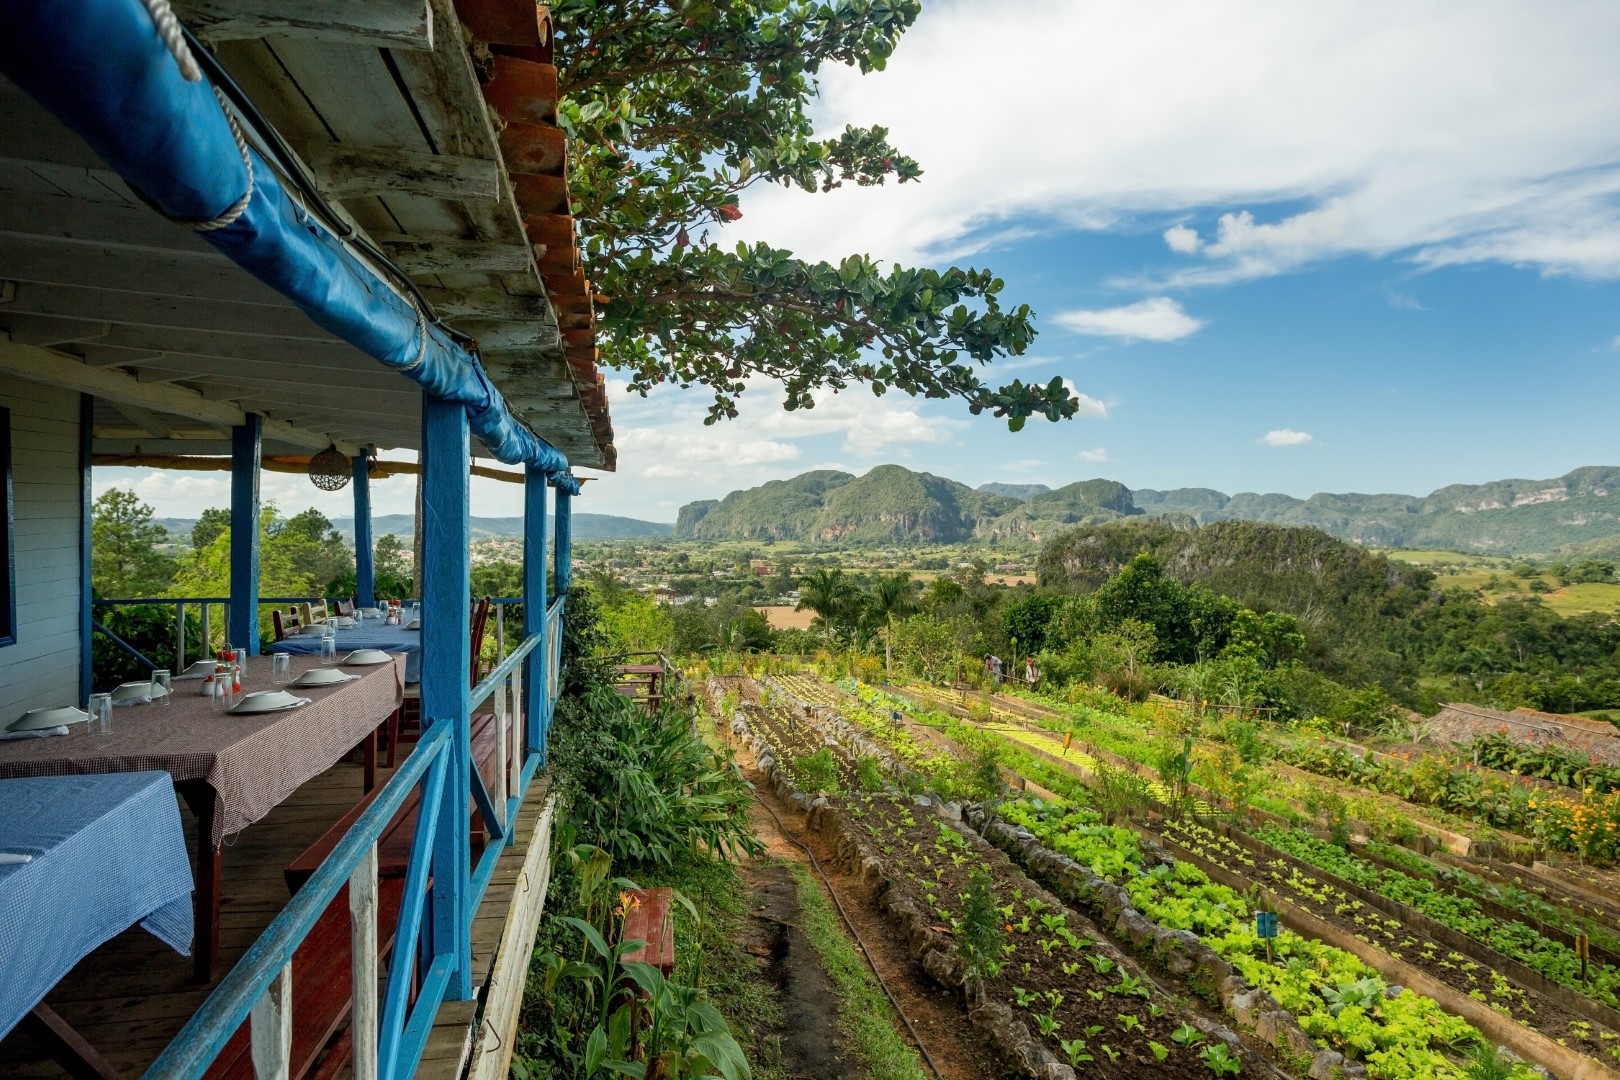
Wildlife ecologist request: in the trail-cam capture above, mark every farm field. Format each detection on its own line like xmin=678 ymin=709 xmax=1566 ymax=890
xmin=694 ymin=657 xmax=1620 ymax=1080
xmin=1379 ymin=548 xmax=1620 ymax=615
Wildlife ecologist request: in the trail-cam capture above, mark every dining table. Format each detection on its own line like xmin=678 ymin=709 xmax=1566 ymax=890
xmin=266 ymin=615 xmax=423 ymax=684
xmin=0 ymin=771 xmax=193 ymax=1077
xmin=0 ymin=653 xmax=404 ymax=981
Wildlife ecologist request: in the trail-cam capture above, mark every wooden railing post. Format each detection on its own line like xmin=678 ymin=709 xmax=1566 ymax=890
xmin=249 ymin=963 xmax=292 ymax=1080
xmin=350 ymin=845 xmax=379 ymax=1080
xmin=175 ymin=601 xmax=186 ymax=674
xmin=493 ymin=677 xmax=509 ymax=829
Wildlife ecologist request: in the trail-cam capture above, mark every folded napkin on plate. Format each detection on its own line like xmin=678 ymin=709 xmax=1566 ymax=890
xmin=0 ymin=725 xmax=69 ymax=740
xmin=0 ymin=852 xmax=34 ymax=865
xmin=113 ymin=695 xmax=152 ymax=707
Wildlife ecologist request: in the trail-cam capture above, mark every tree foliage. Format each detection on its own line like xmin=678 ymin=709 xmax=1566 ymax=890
xmin=551 ymin=0 xmax=1078 ymax=428
xmin=91 ymin=489 xmax=176 ymax=598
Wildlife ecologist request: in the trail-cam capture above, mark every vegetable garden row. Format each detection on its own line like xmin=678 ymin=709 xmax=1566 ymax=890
xmin=709 ymin=665 xmax=1620 ymax=1080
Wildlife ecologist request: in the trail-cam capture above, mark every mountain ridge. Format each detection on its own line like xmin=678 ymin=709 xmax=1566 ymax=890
xmin=674 ymin=465 xmax=1620 ymax=555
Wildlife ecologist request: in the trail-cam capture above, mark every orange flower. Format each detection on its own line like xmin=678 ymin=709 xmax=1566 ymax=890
xmin=616 ymin=890 xmax=641 ymax=918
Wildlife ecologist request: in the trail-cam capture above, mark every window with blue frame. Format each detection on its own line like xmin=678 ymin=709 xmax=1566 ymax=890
xmin=0 ymin=406 xmax=13 ymax=647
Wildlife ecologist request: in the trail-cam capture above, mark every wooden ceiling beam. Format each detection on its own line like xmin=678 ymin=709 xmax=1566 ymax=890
xmin=418 ymin=286 xmax=552 ymax=321
xmin=0 ymin=190 xmax=213 ymax=256
xmin=0 ymin=335 xmax=354 ymax=453
xmin=382 ymin=239 xmax=541 ymax=276
xmin=107 ymin=401 xmax=180 ymax=439
xmin=304 ymin=143 xmax=499 ymax=202
xmin=174 ymin=0 xmax=434 ymax=51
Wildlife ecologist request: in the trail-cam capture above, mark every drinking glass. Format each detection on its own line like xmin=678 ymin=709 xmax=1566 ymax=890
xmin=320 ymin=635 xmax=339 ymax=665
xmin=210 ymin=678 xmax=232 ymax=714
xmin=151 ymin=669 xmax=172 ymax=706
xmin=271 ymin=653 xmax=292 ymax=685
xmin=88 ymin=692 xmax=113 ymax=735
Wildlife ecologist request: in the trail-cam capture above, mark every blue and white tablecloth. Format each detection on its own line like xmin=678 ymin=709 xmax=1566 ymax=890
xmin=0 ymin=771 xmax=194 ymax=1038
xmin=266 ymin=620 xmax=422 ymax=683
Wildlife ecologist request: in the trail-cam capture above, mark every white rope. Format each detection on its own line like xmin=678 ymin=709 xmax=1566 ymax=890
xmin=159 ymin=86 xmax=254 ymax=232
xmin=400 ymin=310 xmax=429 ymax=372
xmin=140 ymin=0 xmax=201 ymax=82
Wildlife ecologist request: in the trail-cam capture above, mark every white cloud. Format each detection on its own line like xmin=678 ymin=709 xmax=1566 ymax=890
xmin=724 ymin=1 xmax=1620 ymax=281
xmin=1077 ymin=448 xmax=1110 ymax=463
xmin=1053 ymin=298 xmax=1205 ymax=343
xmin=1073 ymin=393 xmax=1109 ymax=419
xmin=1164 ymin=224 xmax=1202 ymax=254
xmin=1258 ymin=429 xmax=1314 ymax=447
xmin=1610 ymin=334 xmax=1620 ymax=350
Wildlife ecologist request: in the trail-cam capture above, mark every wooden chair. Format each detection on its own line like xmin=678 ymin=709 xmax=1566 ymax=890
xmin=334 ymin=599 xmax=355 ymax=617
xmin=272 ymin=608 xmax=302 ymax=642
xmin=300 ymin=599 xmax=331 ymax=626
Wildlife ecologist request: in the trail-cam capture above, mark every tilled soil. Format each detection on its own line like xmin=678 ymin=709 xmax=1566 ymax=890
xmin=741 ymin=753 xmax=1011 ymax=1080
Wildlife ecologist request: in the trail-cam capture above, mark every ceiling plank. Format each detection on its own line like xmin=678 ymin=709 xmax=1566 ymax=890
xmin=4 ymin=283 xmax=337 ymax=341
xmin=0 ymin=334 xmax=354 ymax=453
xmin=5 ymin=314 xmax=109 ymax=346
xmin=304 ymin=144 xmax=499 ymax=202
xmin=0 ymin=189 xmax=214 ymax=255
xmin=173 ymin=0 xmax=433 ymax=50
xmin=0 ymin=234 xmax=289 ymax=306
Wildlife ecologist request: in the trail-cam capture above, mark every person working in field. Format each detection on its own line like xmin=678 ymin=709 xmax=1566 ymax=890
xmin=985 ymin=653 xmax=1003 ymax=688
xmin=1024 ymin=656 xmax=1040 ymax=688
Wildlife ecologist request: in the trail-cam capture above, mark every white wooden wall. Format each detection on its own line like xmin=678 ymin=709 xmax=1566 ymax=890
xmin=0 ymin=375 xmax=82 ymax=720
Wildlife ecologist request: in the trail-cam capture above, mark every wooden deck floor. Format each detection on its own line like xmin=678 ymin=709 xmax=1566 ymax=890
xmin=0 ymin=756 xmax=384 ymax=1079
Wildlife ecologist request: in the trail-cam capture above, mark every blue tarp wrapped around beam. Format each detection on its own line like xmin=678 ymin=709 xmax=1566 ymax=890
xmin=0 ymin=0 xmax=582 ymax=494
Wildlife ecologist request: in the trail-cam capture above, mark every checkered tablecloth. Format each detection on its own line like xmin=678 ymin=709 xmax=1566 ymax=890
xmin=267 ymin=620 xmax=422 ymax=683
xmin=0 ymin=655 xmax=404 ymax=844
xmin=0 ymin=771 xmax=193 ymax=1038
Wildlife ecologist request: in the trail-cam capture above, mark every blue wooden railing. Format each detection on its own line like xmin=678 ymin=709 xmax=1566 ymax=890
xmin=142 ymin=599 xmax=565 ymax=1080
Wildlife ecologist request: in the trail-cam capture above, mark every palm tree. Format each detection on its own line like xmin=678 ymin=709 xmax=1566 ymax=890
xmin=866 ymin=573 xmax=917 ymax=674
xmin=796 ymin=568 xmax=856 ymax=641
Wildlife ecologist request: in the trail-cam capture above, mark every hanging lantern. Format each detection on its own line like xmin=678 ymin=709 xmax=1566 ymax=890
xmin=308 ymin=444 xmax=350 ymax=491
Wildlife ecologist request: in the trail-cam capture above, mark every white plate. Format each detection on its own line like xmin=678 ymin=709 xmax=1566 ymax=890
xmin=112 ymin=681 xmax=168 ymax=703
xmin=230 ymin=691 xmax=308 ymax=714
xmin=176 ymin=660 xmax=217 ymax=680
xmin=404 ymin=619 xmax=421 ymax=630
xmin=9 ymin=705 xmax=89 ymax=731
xmin=358 ymin=607 xmax=382 ymax=618
xmin=343 ymin=649 xmax=393 ymax=666
xmin=291 ymin=668 xmax=357 ymax=687
xmin=328 ymin=616 xmax=357 ymax=628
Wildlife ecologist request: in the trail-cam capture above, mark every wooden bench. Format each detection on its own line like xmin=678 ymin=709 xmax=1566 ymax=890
xmin=284 ymin=712 xmax=506 ymax=894
xmin=619 ymin=887 xmax=675 ymax=977
xmin=201 ymin=878 xmax=407 ymax=1080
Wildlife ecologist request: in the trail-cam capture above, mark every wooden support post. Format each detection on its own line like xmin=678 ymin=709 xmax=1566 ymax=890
xmin=352 ymin=455 xmax=375 ymax=608
xmin=523 ymin=467 xmax=548 ymax=755
xmin=420 ymin=392 xmax=472 ymax=1000
xmin=77 ymin=394 xmax=92 ymax=706
xmin=250 ymin=962 xmax=293 ymax=1080
xmin=350 ymin=845 xmax=380 ymax=1080
xmin=229 ymin=416 xmax=262 ymax=655
xmin=175 ymin=602 xmax=186 ymax=675
xmin=554 ymin=488 xmax=572 ymax=595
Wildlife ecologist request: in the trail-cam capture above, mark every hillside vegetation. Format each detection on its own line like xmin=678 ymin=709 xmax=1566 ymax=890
xmin=675 ymin=463 xmax=1620 ymax=555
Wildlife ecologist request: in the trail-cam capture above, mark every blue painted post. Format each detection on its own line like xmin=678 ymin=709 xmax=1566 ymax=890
xmin=228 ymin=416 xmax=262 ymax=655
xmin=351 ymin=455 xmax=374 ymax=608
xmin=78 ymin=394 xmax=93 ymax=703
xmin=554 ymin=488 xmax=572 ymax=595
xmin=523 ymin=467 xmax=548 ymax=755
xmin=419 ymin=392 xmax=472 ymax=999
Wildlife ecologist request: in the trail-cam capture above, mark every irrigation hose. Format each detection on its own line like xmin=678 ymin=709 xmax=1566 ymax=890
xmin=748 ymin=785 xmax=948 ymax=1080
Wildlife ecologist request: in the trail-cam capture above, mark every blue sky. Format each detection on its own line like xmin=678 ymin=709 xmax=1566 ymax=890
xmin=100 ymin=1 xmax=1620 ymax=524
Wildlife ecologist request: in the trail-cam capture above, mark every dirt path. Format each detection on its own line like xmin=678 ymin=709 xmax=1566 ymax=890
xmin=739 ymin=761 xmax=1008 ymax=1080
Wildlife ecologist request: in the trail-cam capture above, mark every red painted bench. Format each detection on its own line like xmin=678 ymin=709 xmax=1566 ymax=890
xmin=285 ymin=712 xmax=505 ymax=894
xmin=619 ymin=887 xmax=675 ymax=977
xmin=201 ymin=878 xmax=407 ymax=1080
